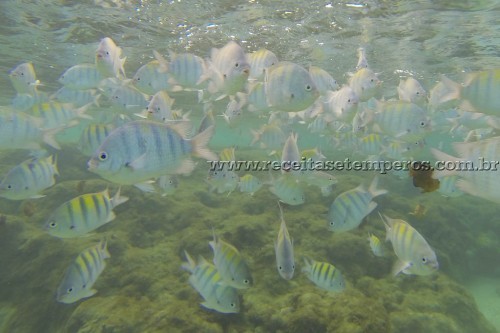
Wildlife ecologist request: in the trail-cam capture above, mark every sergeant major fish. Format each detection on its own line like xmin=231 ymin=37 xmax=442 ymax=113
xmin=44 ymin=188 xmax=128 ymax=238
xmin=56 ymin=240 xmax=110 ymax=304
xmin=275 ymin=203 xmax=295 ymax=280
xmin=302 ymin=257 xmax=345 ymax=292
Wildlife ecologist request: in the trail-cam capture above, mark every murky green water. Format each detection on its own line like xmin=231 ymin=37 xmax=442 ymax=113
xmin=0 ymin=0 xmax=500 ymax=332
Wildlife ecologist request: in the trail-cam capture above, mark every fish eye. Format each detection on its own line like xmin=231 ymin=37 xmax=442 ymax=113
xmin=67 ymin=287 xmax=73 ymax=293
xmin=106 ymin=51 xmax=110 ymax=55
xmin=49 ymin=221 xmax=57 ymax=228
xmin=305 ymin=84 xmax=312 ymax=91
xmin=99 ymin=152 xmax=108 ymax=161
xmin=347 ymin=99 xmax=351 ymax=103
xmin=136 ymin=77 xmax=140 ymax=81
xmin=422 ymin=257 xmax=427 ymax=263
xmin=6 ymin=184 xmax=12 ymax=189
xmin=235 ymin=62 xmax=239 ymax=68
xmin=279 ymin=266 xmax=282 ymax=270
xmin=292 ymin=265 xmax=295 ymax=269
xmin=223 ymin=74 xmax=227 ymax=79
xmin=330 ymin=221 xmax=334 ymax=226
xmin=420 ymin=121 xmax=426 ymax=127
xmin=290 ymin=93 xmax=295 ymax=99
xmin=244 ymin=279 xmax=249 ymax=284
xmin=231 ymin=303 xmax=235 ymax=307
xmin=416 ymin=91 xmax=420 ymax=95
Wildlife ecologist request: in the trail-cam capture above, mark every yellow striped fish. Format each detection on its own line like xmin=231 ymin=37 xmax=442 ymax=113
xmin=44 ymin=188 xmax=128 ymax=238
xmin=302 ymin=257 xmax=345 ymax=292
xmin=181 ymin=251 xmax=240 ymax=313
xmin=58 ymin=63 xmax=102 ymax=90
xmin=78 ymin=123 xmax=115 ymax=157
xmin=31 ymin=101 xmax=92 ymax=130
xmin=247 ymin=48 xmax=278 ymax=81
xmin=367 ymin=233 xmax=385 ymax=257
xmin=209 ymin=231 xmax=253 ymax=289
xmin=275 ymin=203 xmax=295 ymax=280
xmin=380 ymin=213 xmax=438 ymax=276
xmin=0 ymin=155 xmax=58 ymax=200
xmin=56 ymin=240 xmax=110 ymax=304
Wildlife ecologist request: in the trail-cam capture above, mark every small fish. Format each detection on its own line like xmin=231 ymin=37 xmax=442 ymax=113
xmin=281 ymin=132 xmax=301 ymax=174
xmin=250 ymin=123 xmax=287 ymax=150
xmin=109 ymin=84 xmax=149 ymax=113
xmin=409 ymin=204 xmax=428 ymax=218
xmin=0 ymin=155 xmax=58 ymax=200
xmin=156 ymin=175 xmax=178 ymax=197
xmin=0 ymin=111 xmax=60 ymax=150
xmin=207 ymin=168 xmax=239 ymax=195
xmin=95 ymin=37 xmax=126 ymax=78
xmin=12 ymin=91 xmax=49 ymax=111
xmin=308 ymin=66 xmax=338 ymax=95
xmin=275 ymin=203 xmax=295 ymax=280
xmin=155 ymin=51 xmax=207 ymax=91
xmin=58 ymin=64 xmax=102 ymax=90
xmin=397 ymin=77 xmax=426 ymax=105
xmin=247 ymin=81 xmax=271 ymax=113
xmin=367 ymin=233 xmax=385 ymax=257
xmin=302 ymin=257 xmax=345 ymax=292
xmin=328 ymin=177 xmax=387 ymax=233
xmin=87 ymin=121 xmax=217 ymax=186
xmin=321 ymin=85 xmax=359 ymax=122
xmin=269 ymin=173 xmax=305 ymax=206
xmin=31 ymin=101 xmax=92 ymax=129
xmin=56 ymin=240 xmax=110 ymax=304
xmin=437 ymin=175 xmax=463 ymax=198
xmin=132 ymin=60 xmax=171 ymax=95
xmin=348 ymin=68 xmax=381 ymax=102
xmin=9 ymin=62 xmax=40 ymax=95
xmin=237 ymin=174 xmax=262 ymax=195
xmin=181 ymin=251 xmax=240 ymax=313
xmin=247 ymin=48 xmax=279 ymax=81
xmin=140 ymin=90 xmax=178 ymax=122
xmin=357 ymin=133 xmax=385 ymax=156
xmin=44 ymin=188 xmax=128 ymax=238
xmin=380 ymin=213 xmax=439 ymax=276
xmin=265 ymin=62 xmax=319 ymax=112
xmin=52 ymin=87 xmax=100 ymax=107
xmin=209 ymin=231 xmax=253 ymax=289
xmin=355 ymin=47 xmax=369 ymax=70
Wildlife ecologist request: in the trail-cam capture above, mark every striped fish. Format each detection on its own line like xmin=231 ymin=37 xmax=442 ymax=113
xmin=281 ymin=132 xmax=301 ymax=174
xmin=95 ymin=37 xmax=126 ymax=79
xmin=238 ymin=174 xmax=263 ymax=195
xmin=247 ymin=48 xmax=278 ymax=81
xmin=275 ymin=203 xmax=295 ymax=280
xmin=269 ymin=173 xmax=305 ymax=206
xmin=44 ymin=188 xmax=128 ymax=238
xmin=209 ymin=231 xmax=253 ymax=289
xmin=56 ymin=240 xmax=110 ymax=304
xmin=109 ymin=84 xmax=149 ymax=113
xmin=132 ymin=60 xmax=171 ymax=95
xmin=265 ymin=61 xmax=319 ymax=112
xmin=328 ymin=177 xmax=387 ymax=233
xmin=309 ymin=65 xmax=338 ymax=95
xmin=9 ymin=62 xmax=40 ymax=95
xmin=58 ymin=64 xmax=102 ymax=90
xmin=0 ymin=110 xmax=60 ymax=150
xmin=181 ymin=251 xmax=240 ymax=314
xmin=302 ymin=257 xmax=345 ymax=292
xmin=79 ymin=123 xmax=115 ymax=157
xmin=160 ymin=51 xmax=207 ymax=91
xmin=52 ymin=87 xmax=100 ymax=107
xmin=140 ymin=91 xmax=178 ymax=122
xmin=358 ymin=133 xmax=385 ymax=156
xmin=0 ymin=155 xmax=58 ymax=200
xmin=380 ymin=213 xmax=438 ymax=276
xmin=367 ymin=233 xmax=385 ymax=257
xmin=87 ymin=121 xmax=217 ymax=186
xmin=31 ymin=101 xmax=92 ymax=129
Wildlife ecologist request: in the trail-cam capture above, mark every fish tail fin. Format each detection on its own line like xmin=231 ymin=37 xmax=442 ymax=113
xmin=111 ymin=186 xmax=129 ymax=208
xmin=301 ymin=256 xmax=313 ymax=274
xmin=191 ymin=125 xmax=218 ymax=161
xmin=378 ymin=212 xmax=391 ymax=242
xmin=437 ymin=75 xmax=461 ymax=104
xmin=181 ymin=250 xmax=196 ymax=273
xmin=50 ymin=154 xmax=60 ymax=176
xmin=153 ymin=50 xmax=169 ymax=73
xmin=99 ymin=239 xmax=111 ymax=259
xmin=368 ymin=176 xmax=388 ymax=198
xmin=42 ymin=128 xmax=61 ymax=150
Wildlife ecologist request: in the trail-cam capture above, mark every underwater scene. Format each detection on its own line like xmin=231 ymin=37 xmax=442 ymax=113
xmin=1 ymin=0 xmax=500 ymax=332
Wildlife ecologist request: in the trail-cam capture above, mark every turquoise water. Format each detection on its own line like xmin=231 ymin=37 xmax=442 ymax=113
xmin=0 ymin=0 xmax=500 ymax=332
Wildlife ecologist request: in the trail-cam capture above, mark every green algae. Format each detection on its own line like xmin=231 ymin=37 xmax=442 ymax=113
xmin=0 ymin=146 xmax=499 ymax=333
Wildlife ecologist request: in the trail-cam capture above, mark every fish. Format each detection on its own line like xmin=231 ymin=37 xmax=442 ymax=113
xmin=155 ymin=175 xmax=178 ymax=196
xmin=0 ymin=155 xmax=58 ymax=200
xmin=275 ymin=203 xmax=295 ymax=280
xmin=308 ymin=66 xmax=338 ymax=95
xmin=380 ymin=213 xmax=439 ymax=276
xmin=31 ymin=101 xmax=92 ymax=129
xmin=237 ymin=174 xmax=263 ymax=195
xmin=250 ymin=123 xmax=287 ymax=150
xmin=155 ymin=51 xmax=207 ymax=91
xmin=409 ymin=161 xmax=440 ymax=193
xmin=321 ymin=85 xmax=359 ymax=122
xmin=44 ymin=188 xmax=128 ymax=238
xmin=269 ymin=173 xmax=305 ymax=206
xmin=9 ymin=62 xmax=40 ymax=95
xmin=58 ymin=64 xmax=103 ymax=90
xmin=348 ymin=67 xmax=381 ymax=102
xmin=95 ymin=37 xmax=126 ymax=79
xmin=367 ymin=233 xmax=385 ymax=257
xmin=435 ymin=70 xmax=500 ymax=115
xmin=52 ymin=87 xmax=100 ymax=107
xmin=302 ymin=257 xmax=345 ymax=292
xmin=11 ymin=91 xmax=49 ymax=111
xmin=109 ymin=84 xmax=149 ymax=113
xmin=132 ymin=60 xmax=171 ymax=95
xmin=355 ymin=47 xmax=369 ymax=70
xmin=247 ymin=48 xmax=279 ymax=81
xmin=247 ymin=81 xmax=271 ymax=113
xmin=281 ymin=132 xmax=301 ymax=174
xmin=181 ymin=251 xmax=240 ymax=313
xmin=78 ymin=123 xmax=115 ymax=157
xmin=265 ymin=62 xmax=319 ymax=112
xmin=397 ymin=77 xmax=426 ymax=105
xmin=206 ymin=41 xmax=250 ymax=98
xmin=56 ymin=240 xmax=110 ymax=304
xmin=0 ymin=110 xmax=60 ymax=150
xmin=437 ymin=175 xmax=463 ymax=198
xmin=209 ymin=231 xmax=253 ymax=289
xmin=140 ymin=90 xmax=179 ymax=122
xmin=328 ymin=177 xmax=387 ymax=233
xmin=87 ymin=121 xmax=217 ymax=186
xmin=206 ymin=147 xmax=239 ymax=194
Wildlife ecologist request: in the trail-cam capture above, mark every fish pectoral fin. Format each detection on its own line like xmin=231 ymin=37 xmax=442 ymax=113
xmin=392 ymin=259 xmax=412 ymax=276
xmin=82 ymin=288 xmax=98 ymax=298
xmin=126 ymin=153 xmax=147 ymax=170
xmin=134 ymin=180 xmax=156 ymax=193
xmin=29 ymin=194 xmax=46 ymax=199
